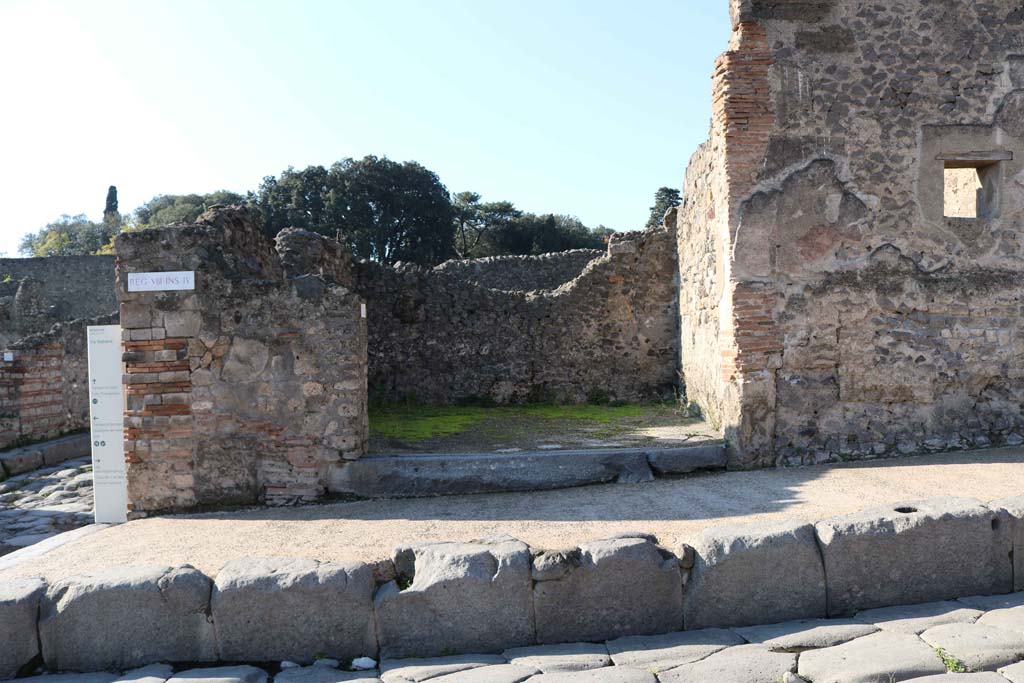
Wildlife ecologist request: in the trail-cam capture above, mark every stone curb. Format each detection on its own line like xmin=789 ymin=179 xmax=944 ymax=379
xmin=2 ymin=496 xmax=1020 ymax=677
xmin=327 ymin=443 xmax=727 ymax=498
xmin=0 ymin=433 xmax=91 ymax=479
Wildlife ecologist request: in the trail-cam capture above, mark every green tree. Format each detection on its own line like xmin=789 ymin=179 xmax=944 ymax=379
xmin=452 ymin=192 xmax=522 ymax=258
xmin=134 ymin=190 xmax=247 ymax=228
xmin=258 ymin=156 xmax=456 ymax=266
xmin=19 ymin=215 xmax=116 ymax=257
xmin=646 ymin=187 xmax=681 ymax=229
xmin=103 ymin=185 xmax=120 ymax=232
xmin=483 ymin=213 xmax=609 ymax=256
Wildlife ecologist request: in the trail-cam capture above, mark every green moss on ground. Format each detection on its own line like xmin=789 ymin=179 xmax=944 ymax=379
xmin=370 ymin=403 xmax=651 ymax=442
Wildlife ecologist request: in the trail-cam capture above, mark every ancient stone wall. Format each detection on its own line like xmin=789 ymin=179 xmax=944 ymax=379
xmin=0 ymin=256 xmax=117 ymax=348
xmin=357 ymin=226 xmax=679 ymax=405
xmin=0 ymin=315 xmax=113 ymax=450
xmin=681 ymin=0 xmax=1024 ymax=466
xmin=433 ymin=249 xmax=604 ymax=292
xmin=115 ymin=207 xmax=368 ymax=513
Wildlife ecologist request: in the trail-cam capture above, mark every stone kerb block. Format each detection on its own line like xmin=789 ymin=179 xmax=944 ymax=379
xmin=682 ymin=520 xmax=826 ymax=630
xmin=0 ymin=577 xmax=47 ymax=679
xmin=39 ymin=565 xmax=216 ymax=671
xmin=374 ymin=537 xmax=534 ymax=658
xmin=815 ymin=497 xmax=1013 ymax=616
xmin=533 ymin=537 xmax=683 ymax=644
xmin=211 ymin=557 xmax=376 ymax=664
xmin=992 ymin=497 xmax=1024 ymax=591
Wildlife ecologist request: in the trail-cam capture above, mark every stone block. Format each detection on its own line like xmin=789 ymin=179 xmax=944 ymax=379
xmin=39 ymin=565 xmax=215 ymax=671
xmin=656 ymin=643 xmax=796 ymax=683
xmin=815 ymin=497 xmax=1013 ymax=615
xmin=163 ymin=311 xmax=202 ymax=338
xmin=524 ymin=670 xmax=656 ymax=683
xmin=374 ymin=538 xmax=533 ymax=658
xmin=212 ymin=557 xmax=375 ymax=664
xmin=533 ymin=537 xmax=682 ymax=644
xmin=0 ymin=447 xmax=44 ymax=477
xmin=275 ymin=667 xmax=379 ymax=683
xmin=992 ymin=496 xmax=1024 ymax=591
xmin=0 ymin=577 xmax=47 ymax=679
xmin=380 ymin=655 xmax=506 ymax=683
xmin=606 ymin=629 xmax=744 ymax=673
xmin=797 ymin=632 xmax=946 ymax=683
xmin=854 ymin=601 xmax=982 ymax=634
xmin=683 ymin=520 xmax=826 ymax=629
xmin=733 ymin=618 xmax=877 ymax=651
xmin=38 ymin=433 xmax=91 ymax=466
xmin=503 ymin=643 xmax=610 ymax=673
xmin=921 ymin=622 xmax=1024 ymax=671
xmin=645 ymin=444 xmax=726 ymax=474
xmin=329 ymin=449 xmax=656 ymax=499
xmin=114 ymin=665 xmax=175 ymax=683
xmin=165 ymin=667 xmax=267 ymax=683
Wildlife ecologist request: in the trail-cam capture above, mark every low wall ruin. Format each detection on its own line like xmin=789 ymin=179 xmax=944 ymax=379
xmin=357 ymin=225 xmax=679 ymax=405
xmin=432 ymin=249 xmax=603 ymax=292
xmin=0 ymin=256 xmax=117 ymax=348
xmin=115 ymin=208 xmax=368 ymax=513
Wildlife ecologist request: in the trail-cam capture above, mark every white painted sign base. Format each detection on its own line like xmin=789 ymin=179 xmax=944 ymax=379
xmin=87 ymin=325 xmax=128 ymax=524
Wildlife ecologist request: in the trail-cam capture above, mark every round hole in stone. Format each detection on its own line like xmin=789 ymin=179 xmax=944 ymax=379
xmin=894 ymin=506 xmax=917 ymax=514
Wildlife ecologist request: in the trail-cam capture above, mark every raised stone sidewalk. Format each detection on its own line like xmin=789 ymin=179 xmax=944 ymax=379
xmin=9 ymin=592 xmax=1024 ymax=683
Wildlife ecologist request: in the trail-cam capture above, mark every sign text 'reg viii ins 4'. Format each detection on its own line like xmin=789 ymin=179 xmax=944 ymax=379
xmin=127 ymin=271 xmax=196 ymax=292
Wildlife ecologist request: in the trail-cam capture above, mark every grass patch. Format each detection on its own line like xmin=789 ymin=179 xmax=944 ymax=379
xmin=370 ymin=403 xmax=653 ymax=442
xmin=935 ymin=647 xmax=967 ymax=673
xmin=370 ymin=406 xmax=491 ymax=442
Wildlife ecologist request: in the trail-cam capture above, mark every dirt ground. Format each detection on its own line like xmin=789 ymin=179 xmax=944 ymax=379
xmin=368 ymin=403 xmax=720 ymax=454
xmin=4 ymin=447 xmax=1024 ymax=583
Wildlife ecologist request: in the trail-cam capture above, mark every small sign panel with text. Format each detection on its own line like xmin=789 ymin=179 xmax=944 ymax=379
xmin=88 ymin=325 xmax=128 ymax=524
xmin=127 ymin=271 xmax=195 ymax=292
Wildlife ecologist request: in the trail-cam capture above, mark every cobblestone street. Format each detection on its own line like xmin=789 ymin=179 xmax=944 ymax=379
xmin=0 ymin=457 xmax=93 ymax=556
xmin=8 ymin=591 xmax=1024 ymax=683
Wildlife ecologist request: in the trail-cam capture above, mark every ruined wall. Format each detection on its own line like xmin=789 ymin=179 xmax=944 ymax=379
xmin=0 ymin=256 xmax=117 ymax=347
xmin=433 ymin=249 xmax=604 ymax=292
xmin=116 ymin=208 xmax=368 ymax=513
xmin=0 ymin=315 xmax=114 ymax=450
xmin=358 ymin=227 xmax=679 ymax=405
xmin=682 ymin=0 xmax=1024 ymax=466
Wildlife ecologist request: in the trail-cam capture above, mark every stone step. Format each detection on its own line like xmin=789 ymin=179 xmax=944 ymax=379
xmin=327 ymin=442 xmax=726 ymax=498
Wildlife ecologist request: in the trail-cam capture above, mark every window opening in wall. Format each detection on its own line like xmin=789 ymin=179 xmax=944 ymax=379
xmin=938 ymin=151 xmax=1011 ymax=219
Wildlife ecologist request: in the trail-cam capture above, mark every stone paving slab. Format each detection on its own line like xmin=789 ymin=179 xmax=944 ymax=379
xmin=503 ymin=643 xmax=610 ymax=673
xmin=905 ymin=675 xmax=1010 ymax=682
xmin=605 ymin=629 xmax=744 ymax=672
xmin=797 ymin=631 xmax=948 ymax=683
xmin=978 ymin=606 xmax=1024 ymax=634
xmin=522 ymin=670 xmax=655 ymax=683
xmin=656 ymin=643 xmax=796 ymax=683
xmin=854 ymin=601 xmax=983 ymax=634
xmin=921 ymin=623 xmax=1024 ymax=671
xmin=275 ymin=667 xmax=381 ymax=683
xmin=733 ymin=617 xmax=878 ymax=651
xmin=380 ymin=656 xmax=506 ymax=683
xmin=1000 ymin=660 xmax=1024 ymax=682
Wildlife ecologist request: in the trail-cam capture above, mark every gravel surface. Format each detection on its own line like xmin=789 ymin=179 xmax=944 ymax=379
xmin=2 ymin=447 xmax=1023 ymax=582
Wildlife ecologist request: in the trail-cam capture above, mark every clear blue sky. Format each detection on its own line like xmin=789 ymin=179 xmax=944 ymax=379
xmin=0 ymin=0 xmax=731 ymax=257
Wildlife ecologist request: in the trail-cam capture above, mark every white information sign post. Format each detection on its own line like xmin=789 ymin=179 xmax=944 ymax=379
xmin=87 ymin=325 xmax=128 ymax=524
